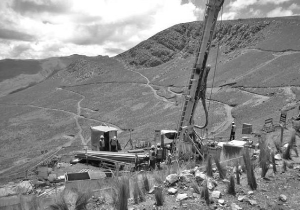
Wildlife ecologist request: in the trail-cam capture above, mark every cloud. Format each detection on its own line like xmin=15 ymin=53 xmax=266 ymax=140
xmin=289 ymin=3 xmax=300 ymax=10
xmin=220 ymin=12 xmax=238 ymax=20
xmin=249 ymin=8 xmax=262 ymax=16
xmin=267 ymin=6 xmax=294 ymax=17
xmin=1 ymin=0 xmax=297 ymax=60
xmin=228 ymin=0 xmax=292 ymax=11
xmin=0 ymin=28 xmax=35 ymax=41
xmin=104 ymin=47 xmax=124 ymax=55
xmin=68 ymin=14 xmax=154 ymax=46
xmin=10 ymin=43 xmax=31 ymax=57
xmin=10 ymin=0 xmax=71 ymax=15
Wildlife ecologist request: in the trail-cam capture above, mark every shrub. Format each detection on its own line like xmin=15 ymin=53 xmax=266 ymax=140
xmin=235 ymin=161 xmax=240 ymax=185
xmin=48 ymin=188 xmax=90 ymax=210
xmin=274 ymin=140 xmax=282 ymax=153
xmin=283 ymin=132 xmax=295 ymax=160
xmin=243 ymin=149 xmax=257 ymax=190
xmin=201 ymin=183 xmax=210 ymax=206
xmin=133 ymin=178 xmax=145 ymax=204
xmin=214 ymin=156 xmax=226 ymax=179
xmin=191 ymin=181 xmax=201 ymax=194
xmin=117 ymin=177 xmax=129 ymax=210
xmin=258 ymin=134 xmax=270 ymax=178
xmin=133 ymin=180 xmax=140 ymax=204
xmin=206 ymin=156 xmax=213 ymax=177
xmin=154 ymin=187 xmax=164 ymax=206
xmin=271 ymin=151 xmax=277 ymax=174
xmin=227 ymin=175 xmax=236 ymax=195
xmin=142 ymin=174 xmax=150 ymax=193
xmin=282 ymin=161 xmax=287 ymax=172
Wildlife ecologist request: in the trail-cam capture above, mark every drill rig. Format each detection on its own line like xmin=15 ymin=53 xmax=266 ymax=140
xmin=175 ymin=0 xmax=224 ymax=160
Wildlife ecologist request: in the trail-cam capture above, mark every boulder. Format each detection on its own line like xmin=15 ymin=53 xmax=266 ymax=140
xmin=247 ymin=191 xmax=254 ymax=195
xmin=279 ymin=194 xmax=287 ymax=202
xmin=0 ymin=186 xmax=15 ymax=197
xmin=149 ymin=186 xmax=158 ymax=194
xmin=193 ymin=193 xmax=200 ymax=198
xmin=274 ymin=154 xmax=282 ymax=160
xmin=195 ymin=170 xmax=207 ymax=182
xmin=231 ymin=203 xmax=242 ymax=210
xmin=238 ymin=195 xmax=246 ymax=202
xmin=166 ymin=174 xmax=179 ymax=185
xmin=179 ymin=171 xmax=194 ymax=183
xmin=14 ymin=181 xmax=33 ymax=194
xmin=168 ymin=188 xmax=178 ymax=195
xmin=176 ymin=193 xmax=188 ymax=201
xmin=247 ymin=199 xmax=257 ymax=205
xmin=218 ymin=199 xmax=225 ymax=205
xmin=211 ymin=191 xmax=221 ymax=199
xmin=207 ymin=179 xmax=216 ymax=190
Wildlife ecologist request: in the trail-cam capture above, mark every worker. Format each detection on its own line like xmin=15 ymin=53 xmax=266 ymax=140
xmin=110 ymin=136 xmax=119 ymax=152
xmin=149 ymin=145 xmax=156 ymax=170
xmin=166 ymin=145 xmax=172 ymax=165
xmin=230 ymin=122 xmax=236 ymax=141
xmin=156 ymin=143 xmax=163 ymax=169
xmin=99 ymin=135 xmax=105 ymax=151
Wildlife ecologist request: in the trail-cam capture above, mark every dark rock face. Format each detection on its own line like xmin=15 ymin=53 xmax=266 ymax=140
xmin=116 ymin=20 xmax=270 ymax=68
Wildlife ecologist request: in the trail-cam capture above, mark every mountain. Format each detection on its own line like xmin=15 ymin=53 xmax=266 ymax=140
xmin=0 ymin=16 xmax=300 ymax=182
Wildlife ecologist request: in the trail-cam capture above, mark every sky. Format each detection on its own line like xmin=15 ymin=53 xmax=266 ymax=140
xmin=0 ymin=0 xmax=299 ymax=60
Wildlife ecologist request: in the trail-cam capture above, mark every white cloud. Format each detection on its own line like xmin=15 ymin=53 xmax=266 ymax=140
xmin=0 ymin=0 xmax=201 ymax=59
xmin=228 ymin=0 xmax=292 ymax=11
xmin=228 ymin=0 xmax=258 ymax=11
xmin=220 ymin=11 xmax=238 ymax=20
xmin=249 ymin=8 xmax=261 ymax=17
xmin=267 ymin=6 xmax=294 ymax=17
xmin=289 ymin=3 xmax=300 ymax=10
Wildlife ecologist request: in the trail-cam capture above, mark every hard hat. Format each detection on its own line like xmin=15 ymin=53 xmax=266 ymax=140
xmin=157 ymin=143 xmax=161 ymax=147
xmin=113 ymin=136 xmax=117 ymax=139
xmin=232 ymin=122 xmax=235 ymax=124
xmin=151 ymin=145 xmax=155 ymax=149
xmin=100 ymin=135 xmax=104 ymax=139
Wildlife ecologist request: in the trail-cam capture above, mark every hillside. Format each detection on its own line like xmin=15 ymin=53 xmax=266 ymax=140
xmin=0 ymin=16 xmax=300 ymax=182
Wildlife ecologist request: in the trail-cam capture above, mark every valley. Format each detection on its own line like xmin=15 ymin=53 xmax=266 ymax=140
xmin=0 ymin=16 xmax=300 ymax=184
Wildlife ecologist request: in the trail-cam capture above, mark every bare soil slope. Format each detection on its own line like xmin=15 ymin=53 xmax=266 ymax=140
xmin=0 ymin=16 xmax=300 ymax=182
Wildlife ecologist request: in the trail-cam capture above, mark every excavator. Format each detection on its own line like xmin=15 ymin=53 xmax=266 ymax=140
xmin=173 ymin=0 xmax=225 ymax=160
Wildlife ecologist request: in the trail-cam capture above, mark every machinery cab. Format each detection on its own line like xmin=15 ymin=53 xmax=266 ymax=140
xmin=154 ymin=130 xmax=177 ymax=159
xmin=90 ymin=126 xmax=118 ymax=151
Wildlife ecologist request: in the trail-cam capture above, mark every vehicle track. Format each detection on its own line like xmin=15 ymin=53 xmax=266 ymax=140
xmin=115 ymin=58 xmax=176 ymax=105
